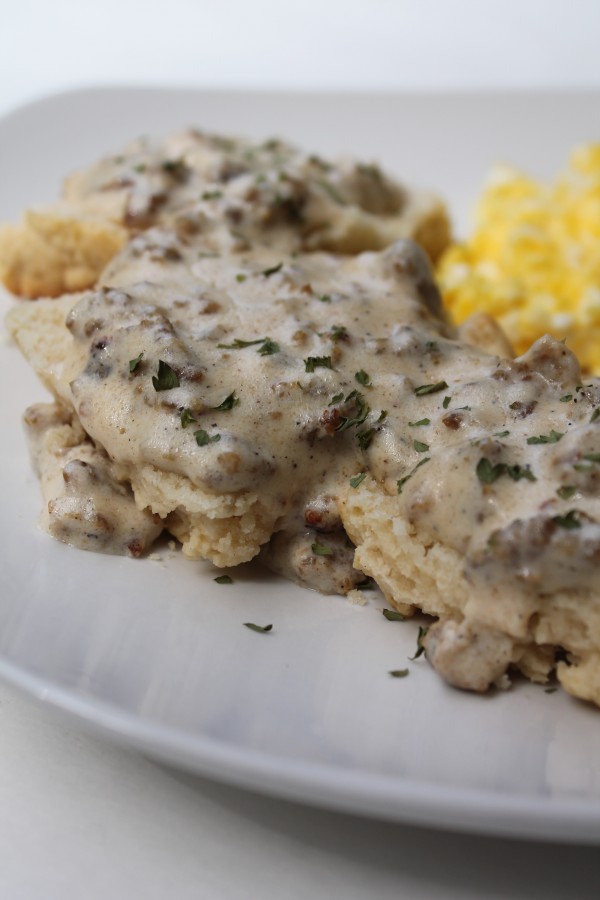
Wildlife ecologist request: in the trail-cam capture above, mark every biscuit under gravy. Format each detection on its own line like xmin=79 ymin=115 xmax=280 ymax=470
xmin=4 ymin=127 xmax=600 ymax=708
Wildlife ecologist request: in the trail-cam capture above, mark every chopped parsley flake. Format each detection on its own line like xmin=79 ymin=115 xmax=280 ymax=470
xmin=527 ymin=430 xmax=564 ymax=445
xmin=194 ymin=429 xmax=221 ymax=446
xmin=591 ymin=408 xmax=600 ymax=423
xmin=355 ymin=578 xmax=374 ymax=590
xmin=560 ymin=394 xmax=573 ymax=402
xmin=389 ymin=669 xmax=409 ymax=678
xmin=443 ymin=396 xmax=451 ymax=409
xmin=409 ymin=626 xmax=429 ymax=660
xmin=312 ymin=540 xmax=333 ymax=556
xmin=152 ymin=360 xmax=180 ymax=392
xmin=476 ymin=457 xmax=536 ymax=484
xmin=408 ymin=418 xmax=430 ymax=427
xmin=201 ymin=189 xmax=223 ymax=200
xmin=214 ymin=575 xmax=233 ymax=584
xmin=494 ymin=430 xmax=510 ymax=438
xmin=553 ymin=509 xmax=581 ymax=530
xmin=244 ymin=622 xmax=273 ymax=633
xmin=329 ymin=392 xmax=344 ymax=405
xmin=217 ymin=337 xmax=279 ymax=356
xmin=162 ymin=159 xmax=186 ymax=175
xmin=258 ymin=338 xmax=280 ymax=356
xmin=319 ymin=294 xmax=332 ymax=303
xmin=414 ymin=380 xmax=448 ymax=397
xmin=397 ymin=457 xmax=431 ymax=493
xmin=329 ymin=325 xmax=348 ymax=341
xmin=180 ymin=408 xmax=196 ymax=428
xmin=335 ymin=393 xmax=370 ymax=432
xmin=304 ymin=355 xmax=333 ymax=373
xmin=261 ymin=262 xmax=283 ymax=277
xmin=383 ymin=608 xmax=406 ymax=622
xmin=557 ymin=485 xmax=577 ymax=500
xmin=425 ymin=341 xmax=438 ymax=351
xmin=357 ymin=428 xmax=375 ymax=450
xmin=355 ymin=369 xmax=372 ymax=386
xmin=318 ymin=180 xmax=345 ymax=204
xmin=235 ymin=273 xmax=247 ymax=283
xmin=218 ymin=337 xmax=265 ymax=349
xmin=413 ymin=440 xmax=429 ymax=453
xmin=350 ymin=472 xmax=367 ymax=488
xmin=584 ymin=453 xmax=600 ymax=463
xmin=129 ymin=352 xmax=144 ymax=373
xmin=212 ymin=392 xmax=239 ymax=411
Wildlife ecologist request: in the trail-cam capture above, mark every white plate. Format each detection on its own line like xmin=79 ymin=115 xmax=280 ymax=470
xmin=2 ymin=87 xmax=600 ymax=845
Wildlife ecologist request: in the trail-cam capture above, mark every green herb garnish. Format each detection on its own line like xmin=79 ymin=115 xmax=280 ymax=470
xmin=357 ymin=428 xmax=375 ymax=450
xmin=409 ymin=626 xmax=429 ymax=660
xmin=194 ymin=429 xmax=221 ymax=446
xmin=319 ymin=294 xmax=331 ymax=303
xmin=355 ymin=369 xmax=372 ymax=386
xmin=355 ymin=578 xmax=374 ymax=590
xmin=560 ymin=394 xmax=573 ymax=402
xmin=476 ymin=457 xmax=536 ymax=484
xmin=494 ymin=430 xmax=510 ymax=438
xmin=262 ymin=262 xmax=283 ymax=277
xmin=557 ymin=485 xmax=577 ymax=500
xmin=527 ymin=430 xmax=564 ymax=445
xmin=258 ymin=338 xmax=280 ymax=356
xmin=162 ymin=159 xmax=186 ymax=175
xmin=414 ymin=381 xmax=448 ymax=397
xmin=591 ymin=408 xmax=600 ymax=423
xmin=389 ymin=669 xmax=410 ymax=678
xmin=329 ymin=392 xmax=344 ymax=405
xmin=180 ymin=408 xmax=196 ymax=428
xmin=553 ymin=509 xmax=581 ymax=530
xmin=152 ymin=360 xmax=180 ymax=392
xmin=214 ymin=575 xmax=233 ymax=584
xmin=335 ymin=393 xmax=370 ymax=432
xmin=397 ymin=457 xmax=431 ymax=493
xmin=129 ymin=352 xmax=144 ymax=373
xmin=413 ymin=440 xmax=429 ymax=453
xmin=235 ymin=273 xmax=247 ymax=283
xmin=318 ymin=180 xmax=345 ymax=204
xmin=218 ymin=337 xmax=265 ymax=349
xmin=244 ymin=622 xmax=273 ymax=633
xmin=312 ymin=540 xmax=333 ymax=556
xmin=213 ymin=392 xmax=239 ymax=411
xmin=304 ymin=356 xmax=333 ymax=373
xmin=408 ymin=418 xmax=430 ymax=427
xmin=350 ymin=472 xmax=367 ymax=488
xmin=217 ymin=337 xmax=279 ymax=356
xmin=201 ymin=189 xmax=223 ymax=200
xmin=443 ymin=396 xmax=451 ymax=409
xmin=383 ymin=608 xmax=406 ymax=622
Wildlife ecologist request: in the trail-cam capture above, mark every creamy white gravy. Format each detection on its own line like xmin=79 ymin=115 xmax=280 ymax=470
xmin=12 ymin=128 xmax=600 ymax=613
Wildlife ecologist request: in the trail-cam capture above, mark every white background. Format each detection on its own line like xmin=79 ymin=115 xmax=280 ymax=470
xmin=3 ymin=2 xmax=600 ymax=898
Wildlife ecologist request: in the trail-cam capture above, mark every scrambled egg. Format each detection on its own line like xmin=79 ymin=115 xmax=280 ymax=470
xmin=438 ymin=145 xmax=600 ymax=373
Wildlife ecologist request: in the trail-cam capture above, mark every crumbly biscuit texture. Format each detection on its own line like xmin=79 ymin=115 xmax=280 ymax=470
xmin=0 ymin=211 xmax=128 ymax=298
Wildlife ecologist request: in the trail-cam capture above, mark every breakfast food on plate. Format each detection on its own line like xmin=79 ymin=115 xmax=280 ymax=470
xmin=438 ymin=144 xmax=600 ymax=374
xmin=4 ymin=128 xmax=600 ymax=708
xmin=0 ymin=130 xmax=449 ymax=299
